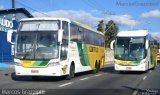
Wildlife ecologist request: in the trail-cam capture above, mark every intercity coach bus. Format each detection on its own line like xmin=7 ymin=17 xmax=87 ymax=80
xmin=7 ymin=18 xmax=105 ymax=80
xmin=111 ymin=30 xmax=158 ymax=73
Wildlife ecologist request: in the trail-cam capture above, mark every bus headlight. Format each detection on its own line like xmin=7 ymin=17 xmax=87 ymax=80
xmin=48 ymin=62 xmax=60 ymax=67
xmin=14 ymin=62 xmax=22 ymax=66
xmin=140 ymin=60 xmax=147 ymax=65
xmin=142 ymin=61 xmax=147 ymax=64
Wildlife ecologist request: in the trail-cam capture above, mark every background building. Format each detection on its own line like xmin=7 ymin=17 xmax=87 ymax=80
xmin=0 ymin=8 xmax=33 ymax=62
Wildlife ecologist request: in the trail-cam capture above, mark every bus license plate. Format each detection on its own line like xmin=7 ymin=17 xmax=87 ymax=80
xmin=31 ymin=70 xmax=39 ymax=73
xmin=126 ymin=67 xmax=132 ymax=70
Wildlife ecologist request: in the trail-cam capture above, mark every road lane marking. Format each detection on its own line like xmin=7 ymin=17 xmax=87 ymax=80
xmin=143 ymin=76 xmax=147 ymax=80
xmin=59 ymin=82 xmax=73 ymax=87
xmin=59 ymin=73 xmax=104 ymax=88
xmin=94 ymin=74 xmax=102 ymax=77
xmin=79 ymin=77 xmax=90 ymax=81
xmin=132 ymin=90 xmax=138 ymax=95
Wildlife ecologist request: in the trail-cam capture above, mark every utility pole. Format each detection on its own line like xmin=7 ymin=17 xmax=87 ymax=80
xmin=102 ymin=11 xmax=107 ymax=33
xmin=12 ymin=0 xmax=15 ymax=9
xmin=12 ymin=0 xmax=16 ymax=20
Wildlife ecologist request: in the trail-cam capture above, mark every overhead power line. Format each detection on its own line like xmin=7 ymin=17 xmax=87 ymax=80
xmin=88 ymin=0 xmax=106 ymax=12
xmin=83 ymin=0 xmax=115 ymax=15
xmin=16 ymin=0 xmax=50 ymax=17
xmin=83 ymin=0 xmax=103 ymax=12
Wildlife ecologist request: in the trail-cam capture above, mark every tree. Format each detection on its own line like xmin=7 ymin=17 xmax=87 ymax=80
xmin=97 ymin=20 xmax=104 ymax=33
xmin=105 ymin=20 xmax=118 ymax=48
xmin=97 ymin=20 xmax=118 ymax=48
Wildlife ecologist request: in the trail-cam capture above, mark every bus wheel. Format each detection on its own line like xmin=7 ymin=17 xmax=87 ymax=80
xmin=152 ymin=63 xmax=156 ymax=70
xmin=145 ymin=63 xmax=149 ymax=73
xmin=119 ymin=71 xmax=124 ymax=74
xmin=93 ymin=62 xmax=100 ymax=74
xmin=66 ymin=64 xmax=75 ymax=80
xmin=32 ymin=76 xmax=39 ymax=80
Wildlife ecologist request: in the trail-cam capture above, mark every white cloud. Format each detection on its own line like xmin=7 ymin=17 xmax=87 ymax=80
xmin=142 ymin=9 xmax=160 ymax=18
xmin=0 ymin=5 xmax=4 ymax=10
xmin=33 ymin=10 xmax=140 ymax=28
xmin=33 ymin=10 xmax=101 ymax=28
xmin=91 ymin=9 xmax=100 ymax=13
xmin=108 ymin=14 xmax=140 ymax=26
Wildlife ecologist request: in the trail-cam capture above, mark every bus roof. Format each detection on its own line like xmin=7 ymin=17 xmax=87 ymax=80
xmin=117 ymin=30 xmax=149 ymax=37
xmin=72 ymin=21 xmax=103 ymax=35
xmin=20 ymin=17 xmax=103 ymax=35
xmin=20 ymin=17 xmax=71 ymax=22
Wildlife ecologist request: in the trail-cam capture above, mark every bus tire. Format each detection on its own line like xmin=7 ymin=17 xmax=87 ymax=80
xmin=152 ymin=63 xmax=156 ymax=70
xmin=32 ymin=76 xmax=39 ymax=80
xmin=119 ymin=71 xmax=124 ymax=74
xmin=145 ymin=63 xmax=149 ymax=73
xmin=66 ymin=64 xmax=75 ymax=80
xmin=93 ymin=62 xmax=100 ymax=74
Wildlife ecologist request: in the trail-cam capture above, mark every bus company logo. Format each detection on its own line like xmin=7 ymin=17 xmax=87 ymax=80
xmin=0 ymin=17 xmax=13 ymax=32
xmin=89 ymin=46 xmax=98 ymax=52
xmin=62 ymin=65 xmax=68 ymax=74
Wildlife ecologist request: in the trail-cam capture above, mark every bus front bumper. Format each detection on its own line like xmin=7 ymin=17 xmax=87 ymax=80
xmin=15 ymin=65 xmax=65 ymax=76
xmin=114 ymin=63 xmax=146 ymax=71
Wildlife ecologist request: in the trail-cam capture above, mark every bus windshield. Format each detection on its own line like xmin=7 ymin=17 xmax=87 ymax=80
xmin=15 ymin=20 xmax=60 ymax=60
xmin=15 ymin=32 xmax=58 ymax=60
xmin=19 ymin=20 xmax=60 ymax=31
xmin=115 ymin=37 xmax=145 ymax=61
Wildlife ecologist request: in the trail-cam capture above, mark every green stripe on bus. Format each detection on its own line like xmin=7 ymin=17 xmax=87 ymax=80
xmin=32 ymin=61 xmax=48 ymax=66
xmin=77 ymin=43 xmax=90 ymax=66
xmin=39 ymin=61 xmax=48 ymax=66
xmin=83 ymin=44 xmax=90 ymax=66
xmin=32 ymin=61 xmax=42 ymax=66
xmin=131 ymin=61 xmax=141 ymax=65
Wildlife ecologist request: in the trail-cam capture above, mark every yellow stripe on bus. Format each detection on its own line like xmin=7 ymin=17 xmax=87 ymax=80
xmin=21 ymin=60 xmax=35 ymax=67
xmin=115 ymin=59 xmax=132 ymax=65
xmin=86 ymin=44 xmax=105 ymax=70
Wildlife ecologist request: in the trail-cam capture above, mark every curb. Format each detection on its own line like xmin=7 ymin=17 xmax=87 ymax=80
xmin=105 ymin=61 xmax=114 ymax=64
xmin=0 ymin=63 xmax=10 ymax=68
xmin=0 ymin=63 xmax=14 ymax=69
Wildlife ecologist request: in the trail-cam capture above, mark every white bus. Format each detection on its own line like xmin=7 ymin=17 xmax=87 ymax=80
xmin=7 ymin=18 xmax=105 ymax=80
xmin=111 ymin=30 xmax=158 ymax=72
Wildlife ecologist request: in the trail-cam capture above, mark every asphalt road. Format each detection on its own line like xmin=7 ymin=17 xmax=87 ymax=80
xmin=0 ymin=63 xmax=160 ymax=95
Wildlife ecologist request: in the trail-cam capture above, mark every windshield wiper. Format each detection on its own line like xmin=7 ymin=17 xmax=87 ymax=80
xmin=22 ymin=51 xmax=32 ymax=59
xmin=39 ymin=54 xmax=47 ymax=60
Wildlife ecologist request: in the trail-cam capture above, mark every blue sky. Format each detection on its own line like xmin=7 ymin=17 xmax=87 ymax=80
xmin=0 ymin=0 xmax=160 ymax=34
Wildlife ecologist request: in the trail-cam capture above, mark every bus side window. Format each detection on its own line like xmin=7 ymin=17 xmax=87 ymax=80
xmin=149 ymin=41 xmax=153 ymax=48
xmin=78 ymin=27 xmax=84 ymax=43
xmin=70 ymin=24 xmax=78 ymax=42
xmin=149 ymin=40 xmax=157 ymax=48
xmin=60 ymin=21 xmax=69 ymax=60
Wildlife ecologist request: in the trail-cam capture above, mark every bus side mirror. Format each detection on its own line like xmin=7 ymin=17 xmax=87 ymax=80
xmin=58 ymin=29 xmax=63 ymax=44
xmin=145 ymin=40 xmax=149 ymax=49
xmin=7 ymin=30 xmax=17 ymax=44
xmin=110 ymin=40 xmax=115 ymax=49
